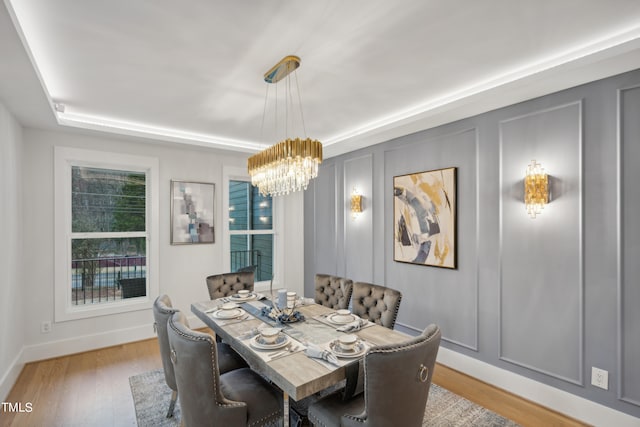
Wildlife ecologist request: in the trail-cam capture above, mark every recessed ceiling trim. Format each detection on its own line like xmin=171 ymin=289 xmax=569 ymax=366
xmin=6 ymin=0 xmax=640 ymax=157
xmin=323 ymin=24 xmax=640 ymax=148
xmin=57 ymin=112 xmax=268 ymax=152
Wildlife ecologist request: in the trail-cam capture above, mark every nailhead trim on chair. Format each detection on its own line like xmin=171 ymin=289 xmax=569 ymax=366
xmin=248 ymin=411 xmax=283 ymax=427
xmin=168 ymin=316 xmax=244 ymax=410
xmin=353 ymin=329 xmax=436 ymax=424
xmin=311 ymin=327 xmax=439 ymax=426
xmin=169 ymin=316 xmax=284 ymax=427
xmin=309 ymin=414 xmax=331 ymax=427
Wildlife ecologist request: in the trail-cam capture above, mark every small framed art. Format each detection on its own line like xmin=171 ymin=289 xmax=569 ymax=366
xmin=170 ymin=180 xmax=215 ymax=244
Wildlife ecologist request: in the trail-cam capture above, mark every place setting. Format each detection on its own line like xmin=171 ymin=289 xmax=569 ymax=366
xmin=328 ymin=334 xmax=368 ymax=358
xmin=316 ymin=309 xmax=371 ymax=332
xmin=241 ymin=326 xmax=306 ymax=362
xmin=228 ymin=289 xmax=263 ymax=302
xmin=205 ymin=302 xmax=249 ymax=324
xmin=304 ymin=334 xmax=370 ymax=369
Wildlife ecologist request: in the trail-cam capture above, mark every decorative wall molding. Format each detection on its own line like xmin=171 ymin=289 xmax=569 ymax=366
xmin=343 ymin=154 xmax=374 ymax=282
xmin=382 ymin=127 xmax=480 ymax=351
xmin=312 ymin=163 xmax=339 ymax=275
xmin=617 ymin=83 xmax=640 ymax=407
xmin=498 ymin=100 xmax=584 ymax=385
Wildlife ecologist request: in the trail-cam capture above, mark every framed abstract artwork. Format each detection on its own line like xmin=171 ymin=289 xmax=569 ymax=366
xmin=393 ymin=167 xmax=457 ymax=268
xmin=170 ymin=180 xmax=215 ymax=244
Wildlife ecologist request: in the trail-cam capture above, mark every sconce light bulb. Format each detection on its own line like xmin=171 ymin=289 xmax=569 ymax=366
xmin=524 ymin=160 xmax=549 ymax=219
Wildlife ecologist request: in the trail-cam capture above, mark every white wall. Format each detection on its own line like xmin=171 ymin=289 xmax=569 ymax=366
xmin=18 ymin=127 xmax=304 ymax=362
xmin=0 ymin=102 xmax=24 ymax=400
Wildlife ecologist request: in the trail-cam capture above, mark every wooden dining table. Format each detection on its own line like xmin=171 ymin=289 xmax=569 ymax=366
xmin=191 ymin=295 xmax=409 ymax=426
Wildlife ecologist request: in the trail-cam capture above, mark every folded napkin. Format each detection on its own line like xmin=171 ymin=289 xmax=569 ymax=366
xmin=336 ymin=317 xmax=368 ymax=332
xmin=305 ymin=343 xmax=339 ymax=365
xmin=297 ymin=297 xmax=315 ymax=306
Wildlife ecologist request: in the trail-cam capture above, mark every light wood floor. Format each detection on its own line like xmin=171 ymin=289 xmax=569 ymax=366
xmin=2 ymin=336 xmax=588 ymax=427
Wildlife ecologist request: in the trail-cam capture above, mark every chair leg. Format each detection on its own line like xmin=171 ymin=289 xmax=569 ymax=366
xmin=166 ymin=389 xmax=178 ymax=418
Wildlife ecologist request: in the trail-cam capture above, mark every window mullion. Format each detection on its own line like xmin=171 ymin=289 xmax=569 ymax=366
xmin=229 ymin=229 xmax=273 ymax=236
xmin=71 ymin=231 xmax=147 ymax=239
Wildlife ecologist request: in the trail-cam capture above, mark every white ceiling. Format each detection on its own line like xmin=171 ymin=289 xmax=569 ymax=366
xmin=2 ymin=0 xmax=640 ymax=157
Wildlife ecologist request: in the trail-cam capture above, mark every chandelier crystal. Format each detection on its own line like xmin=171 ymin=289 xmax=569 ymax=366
xmin=248 ymin=137 xmax=322 ymax=196
xmin=248 ymin=56 xmax=323 ymax=196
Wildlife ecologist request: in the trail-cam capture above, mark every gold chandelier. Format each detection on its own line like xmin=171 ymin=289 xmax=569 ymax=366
xmin=248 ymin=55 xmax=323 ymax=196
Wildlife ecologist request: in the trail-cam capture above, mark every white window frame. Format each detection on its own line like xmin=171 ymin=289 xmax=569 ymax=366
xmin=222 ymin=166 xmax=283 ymax=292
xmin=54 ymin=147 xmax=159 ymax=322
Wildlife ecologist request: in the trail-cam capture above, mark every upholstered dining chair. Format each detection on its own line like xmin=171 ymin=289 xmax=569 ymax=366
xmin=314 ymin=274 xmax=354 ymax=310
xmin=308 ymin=324 xmax=442 ymax=427
xmin=350 ymin=282 xmax=402 ymax=329
xmin=152 ymin=295 xmax=180 ymax=418
xmin=167 ymin=311 xmax=284 ymax=427
xmin=206 ymin=271 xmax=255 ymax=300
xmin=152 ymin=295 xmax=247 ymax=418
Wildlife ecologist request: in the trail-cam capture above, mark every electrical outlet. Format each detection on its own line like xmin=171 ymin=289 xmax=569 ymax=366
xmin=591 ymin=367 xmax=608 ymax=390
xmin=41 ymin=321 xmax=52 ymax=334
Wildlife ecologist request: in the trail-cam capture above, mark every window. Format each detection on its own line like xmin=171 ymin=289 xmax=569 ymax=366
xmin=55 ymin=147 xmax=159 ymax=321
xmin=228 ymin=180 xmax=273 ymax=282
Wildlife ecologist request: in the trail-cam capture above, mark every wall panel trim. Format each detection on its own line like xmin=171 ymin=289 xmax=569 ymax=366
xmin=498 ymin=100 xmax=584 ymax=385
xmin=617 ymin=83 xmax=640 ymax=407
xmin=342 ymin=154 xmax=373 ymax=281
xmin=383 ymin=126 xmax=480 ymax=351
xmin=313 ymin=163 xmax=338 ymax=275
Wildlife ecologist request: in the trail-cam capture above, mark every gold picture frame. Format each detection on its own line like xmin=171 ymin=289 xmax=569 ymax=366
xmin=393 ymin=167 xmax=457 ymax=268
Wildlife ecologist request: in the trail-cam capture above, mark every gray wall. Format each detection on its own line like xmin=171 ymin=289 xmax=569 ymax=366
xmin=304 ymin=68 xmax=640 ymax=417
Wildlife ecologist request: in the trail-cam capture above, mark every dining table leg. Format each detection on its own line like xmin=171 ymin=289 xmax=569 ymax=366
xmin=283 ymin=392 xmax=289 ymax=427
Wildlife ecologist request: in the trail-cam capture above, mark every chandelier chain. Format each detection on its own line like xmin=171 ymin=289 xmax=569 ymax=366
xmin=294 ymin=70 xmax=308 ymax=139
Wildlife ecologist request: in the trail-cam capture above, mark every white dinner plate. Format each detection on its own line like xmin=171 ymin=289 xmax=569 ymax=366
xmin=326 ymin=313 xmax=355 ymax=325
xmin=250 ymin=334 xmax=289 ymax=350
xmin=211 ymin=308 xmax=244 ymax=319
xmin=329 ymin=340 xmax=367 ymax=358
xmin=229 ymin=293 xmax=258 ymax=302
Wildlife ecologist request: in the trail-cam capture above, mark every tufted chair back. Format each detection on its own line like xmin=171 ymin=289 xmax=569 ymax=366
xmin=314 ymin=274 xmax=354 ymax=310
xmin=206 ymin=271 xmax=254 ymax=300
xmin=168 ymin=312 xmax=283 ymax=427
xmin=308 ymin=324 xmax=441 ymax=427
xmin=152 ymin=295 xmax=179 ymax=417
xmin=351 ymin=282 xmax=402 ymax=329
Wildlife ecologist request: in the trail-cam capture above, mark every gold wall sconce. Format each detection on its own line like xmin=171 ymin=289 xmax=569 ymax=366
xmin=350 ymin=188 xmax=363 ymax=220
xmin=524 ymin=160 xmax=548 ymax=218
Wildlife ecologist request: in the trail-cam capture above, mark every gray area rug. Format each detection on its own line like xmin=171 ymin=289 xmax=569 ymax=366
xmin=130 ymin=369 xmax=520 ymax=427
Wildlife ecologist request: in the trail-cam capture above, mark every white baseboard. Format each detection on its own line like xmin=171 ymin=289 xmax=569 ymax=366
xmin=0 ymin=349 xmax=25 ymax=401
xmin=11 ymin=319 xmax=637 ymax=426
xmin=20 ymin=323 xmax=156 ymax=364
xmin=1 ymin=315 xmax=208 ymax=401
xmin=437 ymin=347 xmax=640 ymax=427
xmin=20 ymin=314 xmax=204 ymax=364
